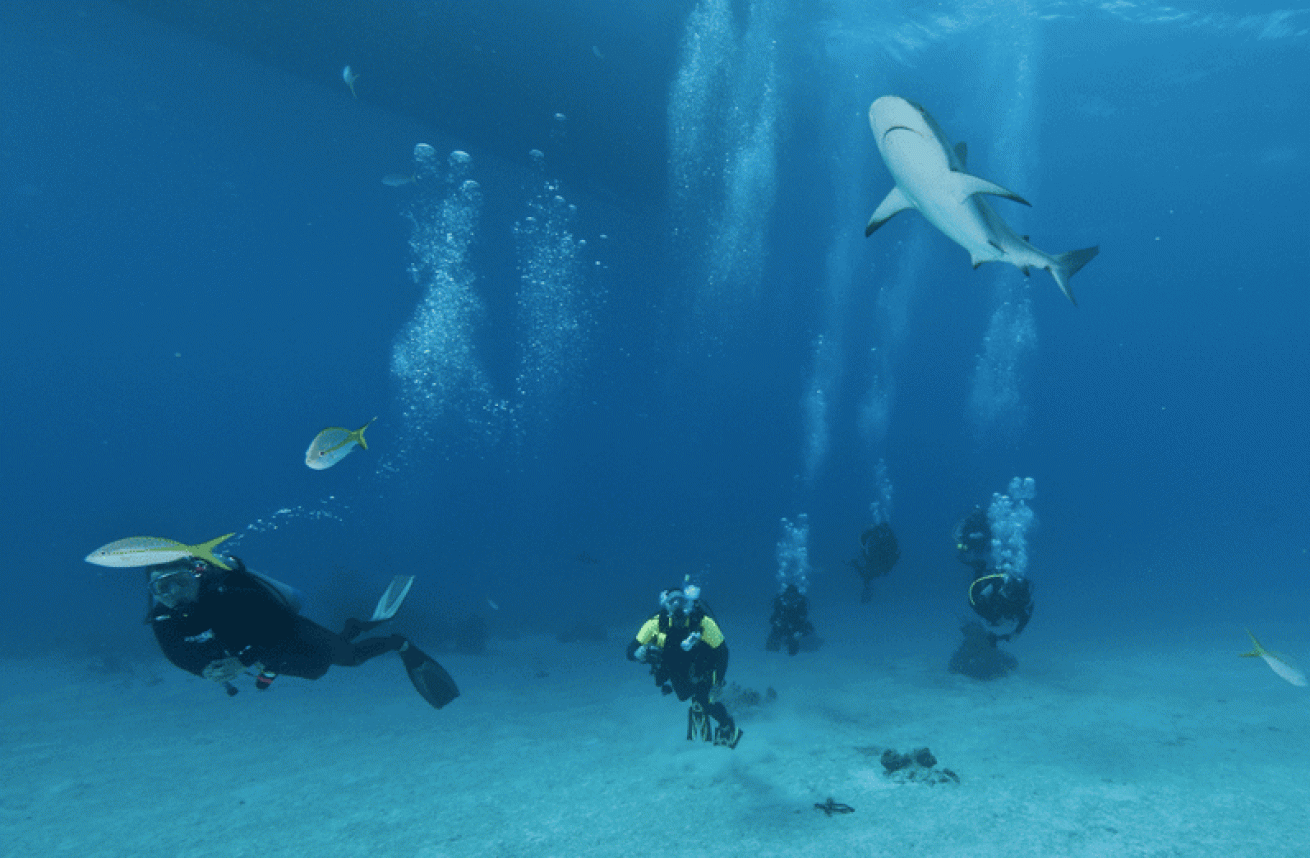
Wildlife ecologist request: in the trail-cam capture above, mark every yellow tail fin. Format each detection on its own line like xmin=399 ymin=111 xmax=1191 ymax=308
xmin=189 ymin=533 xmax=235 ymax=570
xmin=354 ymin=417 xmax=378 ymax=451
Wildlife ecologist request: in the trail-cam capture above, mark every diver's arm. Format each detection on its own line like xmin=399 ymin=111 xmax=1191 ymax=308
xmin=208 ymin=578 xmax=299 ymax=665
xmin=150 ymin=612 xmax=227 ymax=678
xmin=695 ymin=618 xmax=730 ymax=681
xmin=627 ymin=617 xmax=661 ymax=661
xmin=1013 ymin=603 xmax=1033 ymax=637
xmin=692 ymin=639 xmax=729 ymax=686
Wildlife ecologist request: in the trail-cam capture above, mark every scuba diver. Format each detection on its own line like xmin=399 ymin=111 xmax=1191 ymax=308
xmin=143 ymin=553 xmax=459 ymax=709
xmin=955 ymin=506 xmax=991 ymax=579
xmin=848 ymin=521 xmax=899 ymax=603
xmin=954 ymin=506 xmax=1033 ymax=643
xmin=626 ymin=584 xmax=742 ymax=749
xmin=765 ymin=583 xmax=813 ymax=656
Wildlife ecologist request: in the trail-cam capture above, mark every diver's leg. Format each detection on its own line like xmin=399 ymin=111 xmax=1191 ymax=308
xmin=708 ymin=700 xmax=742 ymax=749
xmin=396 ymin=639 xmax=460 ymax=709
xmin=686 ymin=696 xmax=711 ymax=741
xmin=264 ymin=616 xmax=344 ymax=680
xmin=668 ymin=674 xmax=694 ymax=702
xmin=261 ymin=618 xmax=408 ymax=686
xmin=340 ymin=617 xmax=387 ymax=642
xmin=331 ymin=630 xmax=459 ymax=709
xmin=332 ymin=634 xmax=406 ymax=667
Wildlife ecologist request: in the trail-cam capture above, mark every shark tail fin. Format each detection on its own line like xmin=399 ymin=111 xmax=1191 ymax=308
xmin=1049 ymin=245 xmax=1099 ymax=306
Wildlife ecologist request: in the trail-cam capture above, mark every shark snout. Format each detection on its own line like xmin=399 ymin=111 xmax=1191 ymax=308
xmin=881 ymin=125 xmax=920 ymax=144
xmin=869 ymin=96 xmax=928 ymax=139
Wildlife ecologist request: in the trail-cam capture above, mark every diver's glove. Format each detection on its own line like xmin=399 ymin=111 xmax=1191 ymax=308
xmin=635 ymin=644 xmax=660 ymax=664
xmin=202 ymin=656 xmax=244 ymax=684
xmin=681 ymin=631 xmax=702 ymax=652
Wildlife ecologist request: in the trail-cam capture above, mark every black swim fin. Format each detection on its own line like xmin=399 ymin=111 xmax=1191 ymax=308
xmin=399 ymin=641 xmax=459 ymax=709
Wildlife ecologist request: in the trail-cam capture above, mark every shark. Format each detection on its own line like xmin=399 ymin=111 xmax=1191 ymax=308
xmin=864 ymin=95 xmax=1098 ymax=305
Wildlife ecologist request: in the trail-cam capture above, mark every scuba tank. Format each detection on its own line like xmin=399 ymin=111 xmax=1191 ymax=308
xmin=217 ymin=554 xmax=306 ymax=614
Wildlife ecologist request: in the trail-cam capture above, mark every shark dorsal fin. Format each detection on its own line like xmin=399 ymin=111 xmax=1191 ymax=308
xmin=954 ymin=141 xmax=968 ymax=169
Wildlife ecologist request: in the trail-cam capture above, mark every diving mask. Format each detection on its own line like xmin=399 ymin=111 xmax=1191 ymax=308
xmin=660 ymin=589 xmax=689 ymax=616
xmin=149 ymin=561 xmax=205 ymax=607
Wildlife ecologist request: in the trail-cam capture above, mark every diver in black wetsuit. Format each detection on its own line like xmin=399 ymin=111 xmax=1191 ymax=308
xmin=849 ymin=521 xmax=900 ymax=603
xmin=765 ymin=583 xmax=814 ymax=655
xmin=146 ymin=556 xmax=458 ymax=708
xmin=954 ymin=506 xmax=1033 ymax=642
xmin=955 ymin=506 xmax=992 ymax=580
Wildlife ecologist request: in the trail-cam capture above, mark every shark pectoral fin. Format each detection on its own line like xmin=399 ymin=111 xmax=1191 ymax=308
xmin=954 ymin=141 xmax=968 ymax=169
xmin=955 ymin=173 xmax=1031 ymax=207
xmin=865 ymin=187 xmax=914 ymax=237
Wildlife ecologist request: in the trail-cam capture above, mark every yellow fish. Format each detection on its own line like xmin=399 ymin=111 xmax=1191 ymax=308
xmin=85 ymin=534 xmax=235 ymax=570
xmin=1240 ymin=629 xmax=1307 ymax=687
xmin=305 ymin=418 xmax=376 ymax=470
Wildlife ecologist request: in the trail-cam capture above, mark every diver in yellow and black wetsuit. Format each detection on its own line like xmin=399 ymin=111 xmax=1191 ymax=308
xmin=626 ymin=584 xmax=742 ymax=749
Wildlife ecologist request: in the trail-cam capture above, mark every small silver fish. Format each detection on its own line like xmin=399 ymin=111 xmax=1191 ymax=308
xmin=342 ymin=65 xmax=358 ymax=98
xmin=85 ymin=533 xmax=235 ymax=569
xmin=305 ymin=418 xmax=376 ymax=470
xmin=381 ymin=173 xmax=418 ymax=187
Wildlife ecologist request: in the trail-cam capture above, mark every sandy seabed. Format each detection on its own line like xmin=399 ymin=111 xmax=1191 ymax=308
xmin=4 ymin=608 xmax=1306 ymax=858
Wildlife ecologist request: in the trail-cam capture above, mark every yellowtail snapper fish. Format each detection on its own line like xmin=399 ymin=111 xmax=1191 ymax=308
xmin=85 ymin=533 xmax=235 ymax=570
xmin=305 ymin=418 xmax=376 ymax=470
xmin=1240 ymin=629 xmax=1307 ymax=687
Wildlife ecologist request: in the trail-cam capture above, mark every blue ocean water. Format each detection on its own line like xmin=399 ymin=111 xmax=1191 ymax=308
xmin=0 ymin=0 xmax=1306 ymax=660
